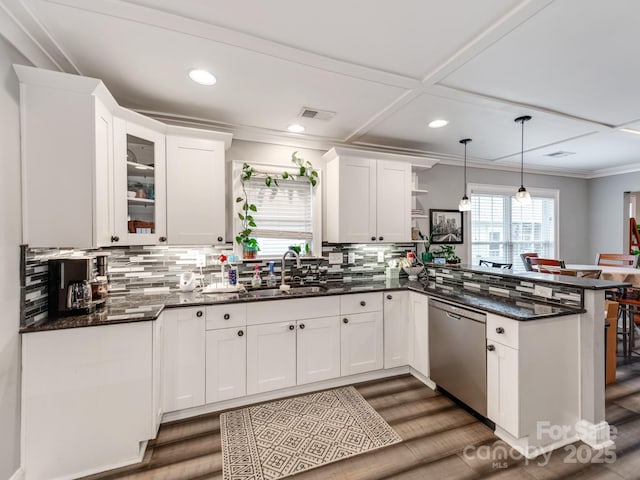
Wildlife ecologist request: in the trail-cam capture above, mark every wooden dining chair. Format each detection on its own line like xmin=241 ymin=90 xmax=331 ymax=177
xmin=596 ymin=253 xmax=639 ymax=268
xmin=520 ymin=252 xmax=539 ymax=271
xmin=528 ymin=257 xmax=566 ymax=273
xmin=479 ymin=260 xmax=513 ymax=269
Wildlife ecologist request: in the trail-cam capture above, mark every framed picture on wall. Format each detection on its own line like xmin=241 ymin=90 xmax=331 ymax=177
xmin=429 ymin=209 xmax=463 ymax=244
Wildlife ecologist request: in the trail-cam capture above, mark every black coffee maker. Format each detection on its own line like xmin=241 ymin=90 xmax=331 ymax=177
xmin=48 ymin=258 xmax=93 ymax=317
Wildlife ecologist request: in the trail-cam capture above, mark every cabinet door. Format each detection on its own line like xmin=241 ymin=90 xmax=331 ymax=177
xmin=487 ymin=341 xmax=520 ymax=437
xmin=94 ymin=98 xmax=115 ymax=247
xmin=206 ymin=327 xmax=246 ymax=403
xmin=409 ymin=293 xmax=429 ymax=377
xmin=340 ymin=311 xmax=383 ymax=376
xmin=247 ymin=322 xmax=297 ymax=394
xmin=376 ymin=160 xmax=411 ymax=242
xmin=383 ymin=291 xmax=410 ymax=368
xmin=332 ymin=157 xmax=376 ymax=243
xmin=113 ymin=118 xmax=166 ymax=245
xmin=166 ymin=135 xmax=225 ymax=244
xmin=162 ymin=308 xmax=206 ymax=412
xmin=297 ymin=317 xmax=341 ymax=385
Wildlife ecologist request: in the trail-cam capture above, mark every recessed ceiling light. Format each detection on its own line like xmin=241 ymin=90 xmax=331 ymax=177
xmin=621 ymin=128 xmax=640 ymax=136
xmin=188 ymin=69 xmax=216 ymax=86
xmin=287 ymin=124 xmax=305 ymax=133
xmin=428 ymin=119 xmax=449 ymax=128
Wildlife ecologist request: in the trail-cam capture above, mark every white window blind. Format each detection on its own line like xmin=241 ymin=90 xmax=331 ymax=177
xmin=470 ymin=188 xmax=556 ymax=271
xmin=244 ymin=176 xmax=313 ymax=257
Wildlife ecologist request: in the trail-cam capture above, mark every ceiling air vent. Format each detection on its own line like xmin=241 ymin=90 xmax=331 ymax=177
xmin=298 ymin=107 xmax=336 ymax=121
xmin=544 ymin=151 xmax=575 ymax=158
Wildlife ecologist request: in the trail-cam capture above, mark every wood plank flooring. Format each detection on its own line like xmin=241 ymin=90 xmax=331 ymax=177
xmin=80 ymin=365 xmax=640 ymax=480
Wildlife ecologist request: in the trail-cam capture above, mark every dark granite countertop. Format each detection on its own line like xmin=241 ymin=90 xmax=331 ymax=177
xmin=450 ymin=265 xmax=630 ymax=290
xmin=20 ymin=277 xmax=586 ymax=333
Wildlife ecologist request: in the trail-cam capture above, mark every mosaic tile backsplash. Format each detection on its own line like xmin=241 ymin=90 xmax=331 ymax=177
xmin=426 ymin=266 xmax=584 ymax=308
xmin=22 ymin=242 xmax=417 ymax=326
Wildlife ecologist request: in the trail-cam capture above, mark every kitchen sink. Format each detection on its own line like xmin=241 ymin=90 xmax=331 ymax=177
xmin=244 ymin=285 xmax=328 ymax=297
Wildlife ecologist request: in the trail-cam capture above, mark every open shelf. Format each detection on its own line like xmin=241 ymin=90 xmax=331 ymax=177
xmin=127 ymin=197 xmax=155 ymax=205
xmin=127 ymin=160 xmax=155 ymax=177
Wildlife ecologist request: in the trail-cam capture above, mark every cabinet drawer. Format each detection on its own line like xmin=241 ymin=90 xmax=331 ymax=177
xmin=205 ymin=303 xmax=246 ymax=330
xmin=340 ymin=292 xmax=382 ymax=314
xmin=486 ymin=314 xmax=520 ymax=349
xmin=246 ymin=296 xmax=340 ymax=326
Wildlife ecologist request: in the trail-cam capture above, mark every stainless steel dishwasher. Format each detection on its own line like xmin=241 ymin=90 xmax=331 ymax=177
xmin=429 ymin=299 xmax=487 ymax=416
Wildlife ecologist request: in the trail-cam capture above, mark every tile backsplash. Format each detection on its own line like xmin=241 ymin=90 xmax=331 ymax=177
xmin=21 ymin=242 xmax=417 ymax=326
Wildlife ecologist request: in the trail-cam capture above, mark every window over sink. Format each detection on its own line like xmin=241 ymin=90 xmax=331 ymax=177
xmin=232 ymin=160 xmax=321 ymax=258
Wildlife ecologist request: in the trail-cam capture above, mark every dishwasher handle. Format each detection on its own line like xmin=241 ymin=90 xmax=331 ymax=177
xmin=430 ymin=299 xmax=486 ymax=324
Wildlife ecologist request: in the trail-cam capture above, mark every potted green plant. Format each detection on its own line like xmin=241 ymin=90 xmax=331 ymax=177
xmin=419 ymin=232 xmax=433 ymax=263
xmin=235 ymin=152 xmax=318 ymax=259
xmin=434 ymin=244 xmax=461 ymax=264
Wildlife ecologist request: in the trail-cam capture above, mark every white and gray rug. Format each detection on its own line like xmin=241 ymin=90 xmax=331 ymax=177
xmin=220 ymin=386 xmax=402 ymax=480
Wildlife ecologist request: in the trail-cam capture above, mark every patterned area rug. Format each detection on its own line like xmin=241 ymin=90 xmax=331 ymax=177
xmin=220 ymin=386 xmax=402 ymax=480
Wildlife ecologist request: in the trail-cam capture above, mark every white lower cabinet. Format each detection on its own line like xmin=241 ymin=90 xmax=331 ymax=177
xmin=341 ymin=311 xmax=384 ymax=376
xmin=21 ymin=322 xmax=154 ymax=480
xmin=206 ymin=327 xmax=247 ymax=403
xmin=297 ymin=316 xmax=341 ymax=385
xmin=247 ymin=322 xmax=297 ymax=394
xmin=383 ymin=291 xmax=410 ymax=368
xmin=409 ymin=292 xmax=429 ymax=377
xmin=162 ymin=307 xmax=206 ymax=412
xmin=486 ymin=313 xmax=580 ymax=452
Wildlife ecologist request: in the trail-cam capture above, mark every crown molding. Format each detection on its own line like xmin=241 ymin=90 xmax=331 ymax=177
xmin=588 ymin=162 xmax=640 ymax=179
xmin=0 ymin=0 xmax=79 ymax=72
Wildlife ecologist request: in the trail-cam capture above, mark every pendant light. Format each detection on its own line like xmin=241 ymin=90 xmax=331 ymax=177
xmin=458 ymin=138 xmax=472 ymax=212
xmin=514 ymin=115 xmax=532 ymax=205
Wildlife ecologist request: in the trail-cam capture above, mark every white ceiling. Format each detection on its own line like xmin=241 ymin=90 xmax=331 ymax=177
xmin=3 ymin=0 xmax=640 ymax=177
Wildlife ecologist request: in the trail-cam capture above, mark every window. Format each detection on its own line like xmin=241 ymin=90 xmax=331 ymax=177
xmin=233 ymin=161 xmax=319 ymax=258
xmin=469 ymin=184 xmax=558 ymax=271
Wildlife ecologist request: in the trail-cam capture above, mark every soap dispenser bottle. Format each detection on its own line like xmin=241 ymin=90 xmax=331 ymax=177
xmin=251 ymin=265 xmax=262 ymax=288
xmin=267 ymin=261 xmax=277 ymax=287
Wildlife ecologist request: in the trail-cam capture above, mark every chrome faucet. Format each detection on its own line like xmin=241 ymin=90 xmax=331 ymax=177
xmin=281 ymin=249 xmax=302 ymax=288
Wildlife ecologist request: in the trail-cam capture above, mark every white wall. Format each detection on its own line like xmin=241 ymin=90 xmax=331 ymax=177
xmin=589 ymin=171 xmax=640 ymax=261
xmin=415 ymin=164 xmax=590 ymax=265
xmin=0 ymin=36 xmax=28 ymax=479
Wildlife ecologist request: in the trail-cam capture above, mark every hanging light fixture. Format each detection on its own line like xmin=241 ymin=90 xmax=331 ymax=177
xmin=514 ymin=115 xmax=532 ymax=205
xmin=458 ymin=138 xmax=472 ymax=212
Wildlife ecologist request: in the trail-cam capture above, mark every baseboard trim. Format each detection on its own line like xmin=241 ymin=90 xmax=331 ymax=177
xmin=162 ymin=366 xmax=416 ymax=423
xmin=9 ymin=467 xmax=25 ymax=480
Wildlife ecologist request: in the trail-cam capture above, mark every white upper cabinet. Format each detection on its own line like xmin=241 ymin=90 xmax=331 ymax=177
xmin=166 ymin=133 xmax=227 ymax=245
xmin=14 ymin=65 xmax=232 ymax=248
xmin=113 ymin=118 xmax=167 ymax=246
xmin=324 ymin=147 xmax=434 ymax=243
xmin=15 ymin=65 xmax=114 ymax=248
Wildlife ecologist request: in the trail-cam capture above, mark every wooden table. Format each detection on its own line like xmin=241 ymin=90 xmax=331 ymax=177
xmin=567 ymin=264 xmax=640 ymax=286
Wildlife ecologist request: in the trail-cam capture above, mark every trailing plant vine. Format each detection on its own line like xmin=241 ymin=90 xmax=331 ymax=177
xmin=235 ymin=152 xmax=319 ymax=251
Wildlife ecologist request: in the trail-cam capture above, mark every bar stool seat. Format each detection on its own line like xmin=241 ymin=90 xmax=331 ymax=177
xmin=615 ymin=292 xmax=640 ymax=361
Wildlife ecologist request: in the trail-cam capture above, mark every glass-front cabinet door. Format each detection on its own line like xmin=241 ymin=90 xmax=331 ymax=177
xmin=112 ymin=118 xmax=166 ymax=245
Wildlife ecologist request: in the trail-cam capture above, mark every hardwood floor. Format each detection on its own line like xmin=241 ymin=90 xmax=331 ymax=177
xmin=80 ymin=365 xmax=640 ymax=480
